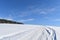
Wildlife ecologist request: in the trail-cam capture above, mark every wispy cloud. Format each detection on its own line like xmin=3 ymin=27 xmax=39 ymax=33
xmin=9 ymin=6 xmax=56 ymax=18
xmin=0 ymin=15 xmax=14 ymax=20
xmin=19 ymin=6 xmax=56 ymax=17
xmin=0 ymin=17 xmax=13 ymax=20
xmin=19 ymin=18 xmax=34 ymax=22
xmin=47 ymin=18 xmax=60 ymax=22
xmin=53 ymin=19 xmax=60 ymax=21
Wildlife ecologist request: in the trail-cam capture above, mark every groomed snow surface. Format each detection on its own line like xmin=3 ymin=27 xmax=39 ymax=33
xmin=0 ymin=24 xmax=59 ymax=40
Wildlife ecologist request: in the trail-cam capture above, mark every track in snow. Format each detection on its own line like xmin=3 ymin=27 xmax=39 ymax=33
xmin=0 ymin=24 xmax=56 ymax=40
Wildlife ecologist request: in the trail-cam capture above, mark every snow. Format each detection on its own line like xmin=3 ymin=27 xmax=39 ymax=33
xmin=0 ymin=24 xmax=59 ymax=40
xmin=50 ymin=27 xmax=60 ymax=40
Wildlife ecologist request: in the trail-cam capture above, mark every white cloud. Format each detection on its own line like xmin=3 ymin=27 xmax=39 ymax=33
xmin=40 ymin=11 xmax=46 ymax=14
xmin=19 ymin=12 xmax=28 ymax=17
xmin=9 ymin=6 xmax=56 ymax=18
xmin=19 ymin=18 xmax=34 ymax=22
xmin=53 ymin=19 xmax=60 ymax=21
xmin=48 ymin=18 xmax=60 ymax=22
xmin=19 ymin=6 xmax=56 ymax=17
xmin=0 ymin=15 xmax=14 ymax=20
xmin=0 ymin=17 xmax=13 ymax=20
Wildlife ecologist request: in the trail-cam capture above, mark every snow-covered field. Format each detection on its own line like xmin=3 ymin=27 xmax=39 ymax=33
xmin=0 ymin=24 xmax=59 ymax=40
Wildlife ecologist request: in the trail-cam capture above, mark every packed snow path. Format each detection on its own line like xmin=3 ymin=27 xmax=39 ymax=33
xmin=0 ymin=24 xmax=57 ymax=40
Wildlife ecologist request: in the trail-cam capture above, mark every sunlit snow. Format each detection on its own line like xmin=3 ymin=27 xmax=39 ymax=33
xmin=0 ymin=24 xmax=59 ymax=40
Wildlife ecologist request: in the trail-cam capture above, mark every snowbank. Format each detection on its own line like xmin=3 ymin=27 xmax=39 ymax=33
xmin=0 ymin=24 xmax=59 ymax=40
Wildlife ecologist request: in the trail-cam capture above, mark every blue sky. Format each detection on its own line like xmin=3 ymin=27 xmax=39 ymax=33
xmin=0 ymin=0 xmax=60 ymax=26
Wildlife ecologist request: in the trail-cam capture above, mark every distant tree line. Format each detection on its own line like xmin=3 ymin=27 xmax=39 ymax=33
xmin=0 ymin=19 xmax=23 ymax=24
